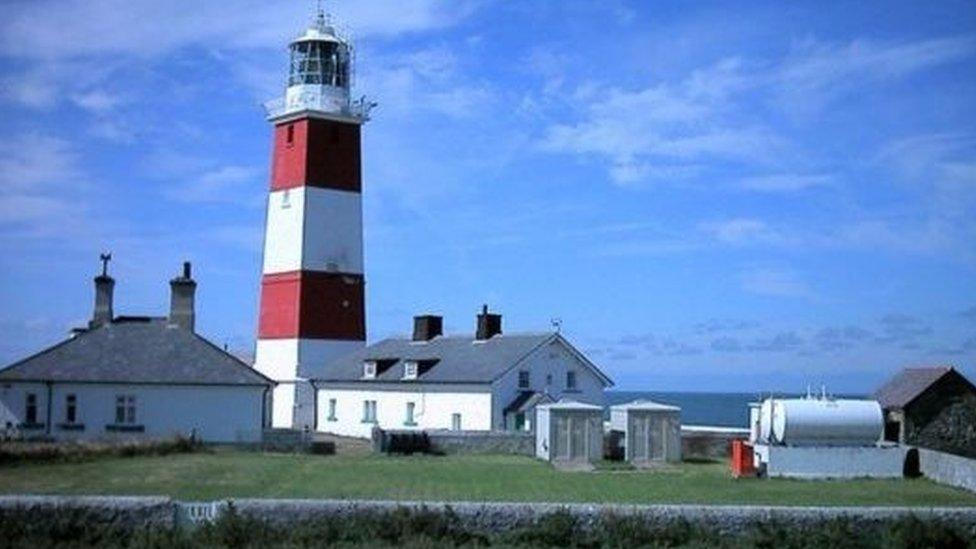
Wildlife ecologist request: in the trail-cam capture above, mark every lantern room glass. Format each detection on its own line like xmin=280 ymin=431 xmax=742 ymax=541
xmin=289 ymin=40 xmax=350 ymax=88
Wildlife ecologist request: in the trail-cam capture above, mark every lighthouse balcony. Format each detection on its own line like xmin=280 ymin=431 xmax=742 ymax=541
xmin=264 ymin=90 xmax=375 ymax=123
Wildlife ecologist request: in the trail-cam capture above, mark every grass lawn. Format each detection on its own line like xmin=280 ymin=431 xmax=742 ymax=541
xmin=1 ymin=449 xmax=974 ymax=506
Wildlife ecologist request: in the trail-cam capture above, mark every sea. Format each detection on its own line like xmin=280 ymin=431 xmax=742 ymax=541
xmin=605 ymin=391 xmax=867 ymax=428
xmin=604 ymin=391 xmax=758 ymax=428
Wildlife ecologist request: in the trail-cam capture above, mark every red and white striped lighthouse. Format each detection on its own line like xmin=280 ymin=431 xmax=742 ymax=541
xmin=254 ymin=9 xmax=375 ymax=429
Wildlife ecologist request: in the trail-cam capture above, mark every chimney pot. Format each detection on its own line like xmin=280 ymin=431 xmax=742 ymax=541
xmin=413 ymin=315 xmax=443 ymax=342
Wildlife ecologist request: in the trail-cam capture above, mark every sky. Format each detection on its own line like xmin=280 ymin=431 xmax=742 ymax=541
xmin=0 ymin=0 xmax=974 ymax=393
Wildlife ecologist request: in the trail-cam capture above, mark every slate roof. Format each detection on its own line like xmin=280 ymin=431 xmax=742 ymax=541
xmin=611 ymin=399 xmax=681 ymax=412
xmin=503 ymin=391 xmax=555 ymax=414
xmin=318 ymin=332 xmax=613 ymax=386
xmin=0 ymin=317 xmax=273 ymax=386
xmin=873 ymin=367 xmax=957 ymax=410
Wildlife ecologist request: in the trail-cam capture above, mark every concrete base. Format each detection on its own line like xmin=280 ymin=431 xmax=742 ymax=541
xmin=755 ymin=444 xmax=907 ymax=479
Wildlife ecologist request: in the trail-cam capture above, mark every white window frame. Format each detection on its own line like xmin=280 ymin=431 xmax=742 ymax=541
xmin=451 ymin=413 xmax=462 ymax=431
xmin=65 ymin=394 xmax=77 ymax=424
xmin=115 ymin=395 xmax=136 ymax=425
xmin=327 ymin=398 xmax=337 ymax=421
xmin=363 ymin=361 xmax=377 ymax=379
xmin=518 ymin=370 xmax=530 ymax=389
xmin=362 ymin=400 xmax=377 ymax=423
xmin=405 ymin=402 xmax=416 ymax=425
xmin=403 ymin=361 xmax=418 ymax=380
xmin=566 ymin=370 xmax=577 ymax=390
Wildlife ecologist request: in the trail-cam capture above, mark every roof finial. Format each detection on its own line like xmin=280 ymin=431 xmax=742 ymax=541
xmin=99 ymin=252 xmax=112 ymax=277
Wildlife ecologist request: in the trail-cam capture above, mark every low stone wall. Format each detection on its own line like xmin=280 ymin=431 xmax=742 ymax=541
xmin=427 ymin=430 xmax=534 ymax=455
xmin=681 ymin=426 xmax=748 ymax=460
xmin=920 ymin=448 xmax=976 ymax=493
xmin=0 ymin=495 xmax=174 ymax=528
xmin=371 ymin=428 xmax=534 ymax=456
xmin=2 ymin=496 xmax=975 ymax=536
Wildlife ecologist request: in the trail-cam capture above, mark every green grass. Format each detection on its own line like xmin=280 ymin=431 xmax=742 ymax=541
xmin=1 ymin=449 xmax=974 ymax=506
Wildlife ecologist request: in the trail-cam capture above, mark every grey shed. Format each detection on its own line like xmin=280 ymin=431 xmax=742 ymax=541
xmin=535 ymin=400 xmax=604 ymax=463
xmin=610 ymin=400 xmax=682 ymax=464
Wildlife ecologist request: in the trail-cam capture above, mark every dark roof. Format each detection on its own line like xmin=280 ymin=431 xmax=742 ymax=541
xmin=874 ymin=367 xmax=960 ymax=409
xmin=318 ymin=332 xmax=613 ymax=386
xmin=0 ymin=318 xmax=273 ymax=386
xmin=504 ymin=391 xmax=554 ymax=414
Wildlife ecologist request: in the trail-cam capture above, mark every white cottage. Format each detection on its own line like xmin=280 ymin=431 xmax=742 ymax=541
xmin=0 ymin=259 xmax=274 ymax=443
xmin=313 ymin=309 xmax=614 ymax=438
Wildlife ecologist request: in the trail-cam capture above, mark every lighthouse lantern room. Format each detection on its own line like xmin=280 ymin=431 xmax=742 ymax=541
xmin=255 ymin=7 xmax=373 ymax=429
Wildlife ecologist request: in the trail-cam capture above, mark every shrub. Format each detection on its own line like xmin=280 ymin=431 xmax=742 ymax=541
xmin=0 ymin=435 xmax=204 ymax=466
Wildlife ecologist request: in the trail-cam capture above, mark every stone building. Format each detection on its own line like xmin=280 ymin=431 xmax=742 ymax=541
xmin=874 ymin=366 xmax=976 ymax=457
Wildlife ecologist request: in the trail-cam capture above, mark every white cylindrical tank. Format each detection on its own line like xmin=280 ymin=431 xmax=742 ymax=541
xmin=760 ymin=398 xmax=882 ymax=447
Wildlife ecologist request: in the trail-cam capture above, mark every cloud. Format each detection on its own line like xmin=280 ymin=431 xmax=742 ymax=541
xmin=776 ymin=36 xmax=976 ymax=113
xmin=876 ymin=313 xmax=933 ymax=347
xmin=737 ymin=173 xmax=833 ymax=192
xmin=165 ymin=165 xmax=264 ymax=205
xmin=814 ymin=326 xmax=874 ymax=352
xmin=959 ymin=306 xmax=976 ymax=322
xmin=694 ymin=318 xmax=759 ymax=334
xmin=747 ymin=331 xmax=805 ymax=352
xmin=739 ymin=267 xmax=810 ymax=298
xmin=537 ymin=36 xmax=974 ymax=187
xmin=711 ymin=337 xmax=742 ymax=352
xmin=699 ymin=218 xmax=788 ymax=246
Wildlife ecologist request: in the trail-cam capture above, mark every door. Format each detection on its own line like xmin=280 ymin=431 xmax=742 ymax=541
xmin=630 ymin=415 xmax=648 ymax=461
xmin=570 ymin=415 xmax=586 ymax=460
xmin=553 ymin=416 xmax=569 ymax=459
xmin=649 ymin=417 xmax=665 ymax=460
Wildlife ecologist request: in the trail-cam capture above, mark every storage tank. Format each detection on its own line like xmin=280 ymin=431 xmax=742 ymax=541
xmin=759 ymin=398 xmax=882 ymax=447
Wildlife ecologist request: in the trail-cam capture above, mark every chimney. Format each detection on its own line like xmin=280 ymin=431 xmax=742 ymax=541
xmin=475 ymin=304 xmax=502 ymax=340
xmin=413 ymin=315 xmax=443 ymax=342
xmin=89 ymin=253 xmax=114 ymax=329
xmin=169 ymin=261 xmax=197 ymax=331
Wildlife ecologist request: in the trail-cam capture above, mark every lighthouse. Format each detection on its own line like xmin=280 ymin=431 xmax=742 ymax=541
xmin=254 ymin=8 xmax=375 ymax=429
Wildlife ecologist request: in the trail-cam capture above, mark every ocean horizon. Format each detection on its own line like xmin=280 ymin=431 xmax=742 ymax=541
xmin=604 ymin=391 xmax=867 ymax=428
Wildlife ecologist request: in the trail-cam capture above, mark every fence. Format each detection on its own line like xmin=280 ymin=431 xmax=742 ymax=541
xmin=371 ymin=428 xmax=534 ymax=455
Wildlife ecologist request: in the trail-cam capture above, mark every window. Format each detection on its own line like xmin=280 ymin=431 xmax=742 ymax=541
xmin=65 ymin=394 xmax=77 ymax=424
xmin=281 ymin=190 xmax=291 ymax=209
xmin=451 ymin=413 xmax=462 ymax=431
xmin=363 ymin=361 xmax=377 ymax=379
xmin=115 ymin=395 xmax=136 ymax=424
xmin=327 ymin=399 xmax=337 ymax=421
xmin=286 ymin=124 xmax=295 ymax=145
xmin=514 ymin=413 xmax=525 ymax=431
xmin=405 ymin=402 xmax=416 ymax=425
xmin=546 ymin=373 xmax=552 ymax=386
xmin=25 ymin=393 xmax=37 ymax=425
xmin=566 ymin=371 xmax=577 ymax=390
xmin=362 ymin=400 xmax=377 ymax=423
xmin=518 ymin=370 xmax=530 ymax=389
xmin=403 ymin=361 xmax=418 ymax=380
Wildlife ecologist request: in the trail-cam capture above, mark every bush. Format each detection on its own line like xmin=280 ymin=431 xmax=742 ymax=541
xmin=0 ymin=435 xmax=204 ymax=466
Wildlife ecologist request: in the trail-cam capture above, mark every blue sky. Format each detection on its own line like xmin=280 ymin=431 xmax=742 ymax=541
xmin=0 ymin=0 xmax=974 ymax=393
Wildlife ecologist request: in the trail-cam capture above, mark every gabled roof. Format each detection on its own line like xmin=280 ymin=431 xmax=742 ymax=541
xmin=873 ymin=366 xmax=971 ymax=410
xmin=611 ymin=399 xmax=681 ymax=412
xmin=0 ymin=318 xmax=273 ymax=386
xmin=317 ymin=332 xmax=614 ymax=386
xmin=504 ymin=391 xmax=555 ymax=414
xmin=538 ymin=399 xmax=603 ymax=411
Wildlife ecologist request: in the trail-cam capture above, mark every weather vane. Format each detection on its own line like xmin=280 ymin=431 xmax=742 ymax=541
xmin=99 ymin=252 xmax=112 ymax=277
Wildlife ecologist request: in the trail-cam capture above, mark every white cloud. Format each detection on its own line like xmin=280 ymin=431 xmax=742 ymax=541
xmin=700 ymin=218 xmax=787 ymax=246
xmin=538 ymin=36 xmax=974 ymax=187
xmin=738 ymin=173 xmax=833 ymax=192
xmin=740 ymin=267 xmax=811 ymax=298
xmin=163 ymin=165 xmax=264 ymax=206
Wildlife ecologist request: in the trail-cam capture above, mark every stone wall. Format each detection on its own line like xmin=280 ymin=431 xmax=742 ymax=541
xmin=427 ymin=429 xmax=535 ymax=455
xmin=681 ymin=426 xmax=748 ymax=460
xmin=371 ymin=428 xmax=534 ymax=456
xmin=919 ymin=448 xmax=976 ymax=493
xmin=4 ymin=496 xmax=974 ymax=537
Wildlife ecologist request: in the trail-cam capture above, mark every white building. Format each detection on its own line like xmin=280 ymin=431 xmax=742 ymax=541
xmin=313 ymin=310 xmax=614 ymax=438
xmin=0 ymin=259 xmax=274 ymax=443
